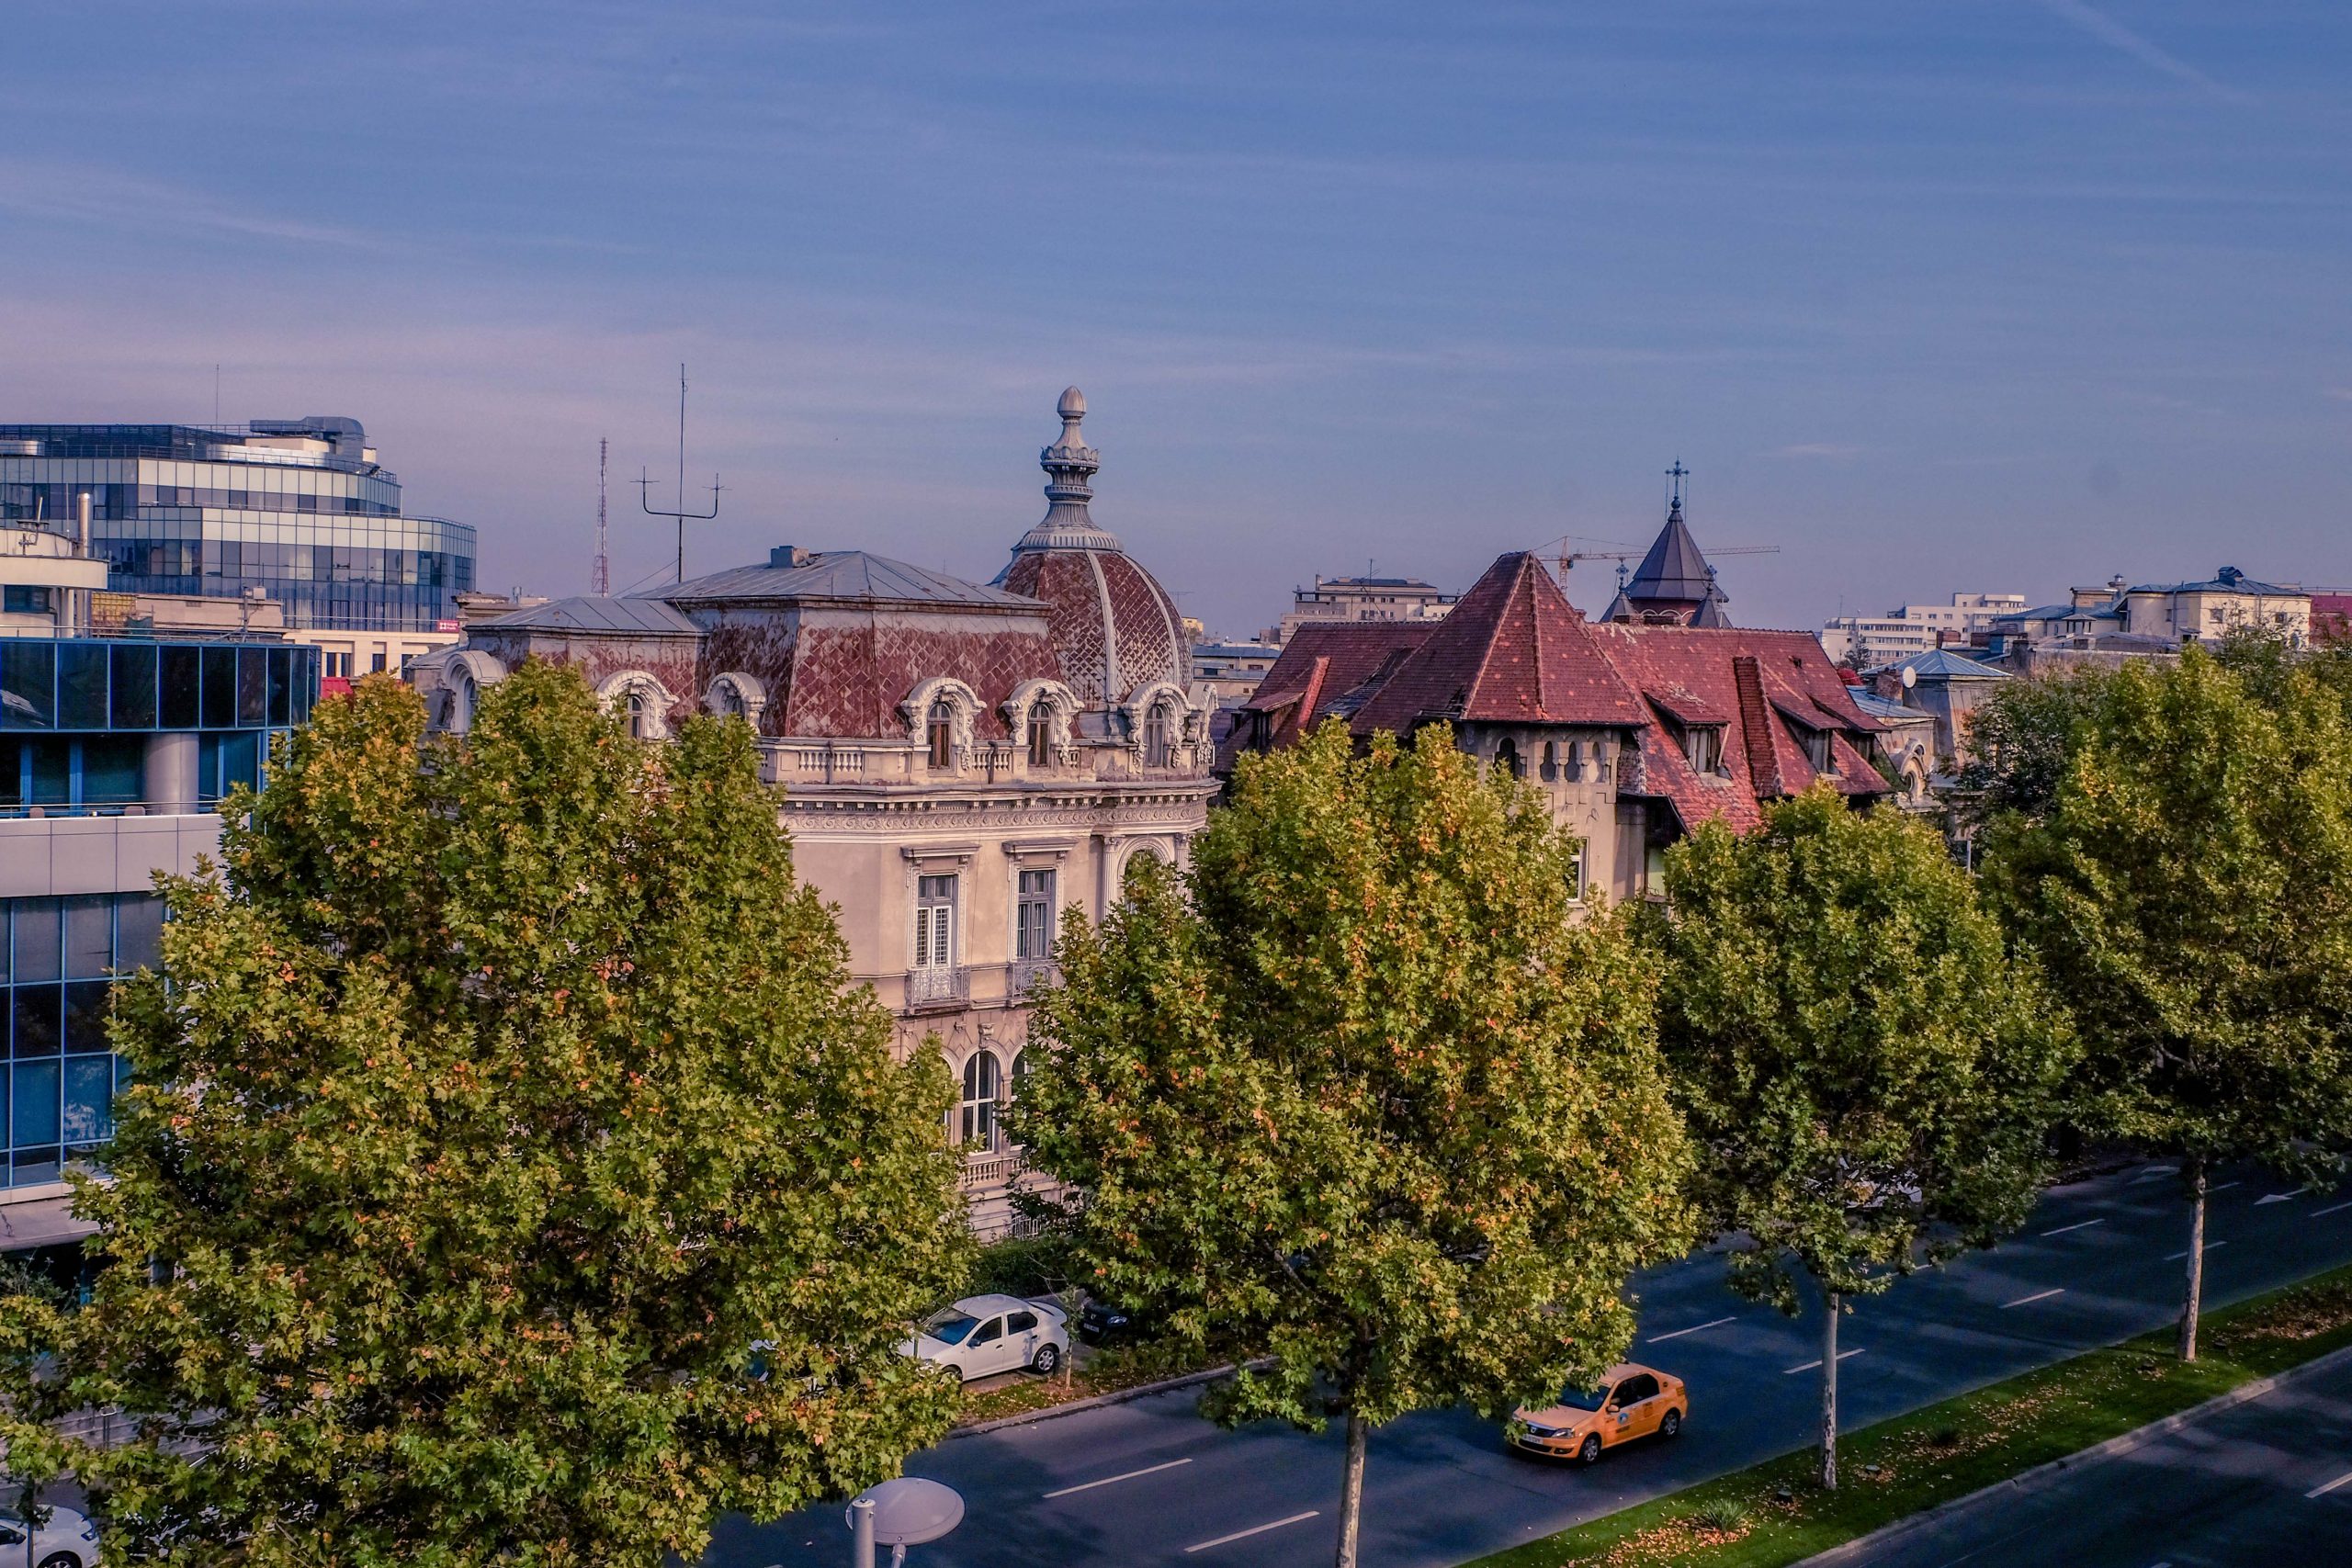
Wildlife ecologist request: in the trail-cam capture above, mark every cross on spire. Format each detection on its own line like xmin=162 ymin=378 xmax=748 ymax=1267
xmin=1666 ymin=458 xmax=1690 ymax=517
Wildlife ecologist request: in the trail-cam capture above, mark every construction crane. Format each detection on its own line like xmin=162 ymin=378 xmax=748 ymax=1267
xmin=1536 ymin=536 xmax=1781 ymax=584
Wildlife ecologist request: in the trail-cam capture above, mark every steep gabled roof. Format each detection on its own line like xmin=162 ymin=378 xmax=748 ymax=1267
xmin=1351 ymin=552 xmax=1647 ymax=734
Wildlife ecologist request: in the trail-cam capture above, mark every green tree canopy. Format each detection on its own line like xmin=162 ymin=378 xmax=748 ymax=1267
xmin=1651 ymin=786 xmax=2073 ymax=1486
xmin=15 ymin=665 xmax=971 ymax=1566
xmin=1979 ymin=646 xmax=2352 ymax=1357
xmin=1012 ymin=721 xmax=1691 ymax=1568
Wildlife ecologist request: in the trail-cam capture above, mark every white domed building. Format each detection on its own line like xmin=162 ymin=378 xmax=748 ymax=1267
xmin=411 ymin=389 xmax=1213 ymax=1235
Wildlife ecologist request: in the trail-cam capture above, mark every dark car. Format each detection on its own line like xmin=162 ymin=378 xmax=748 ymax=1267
xmin=1078 ymin=1300 xmax=1141 ymax=1346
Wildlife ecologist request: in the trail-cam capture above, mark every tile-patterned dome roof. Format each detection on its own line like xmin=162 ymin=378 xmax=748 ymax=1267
xmin=995 ymin=389 xmax=1188 ymax=710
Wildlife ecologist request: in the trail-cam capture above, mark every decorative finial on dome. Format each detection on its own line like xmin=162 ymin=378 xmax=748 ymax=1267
xmin=1013 ymin=384 xmax=1120 ymax=553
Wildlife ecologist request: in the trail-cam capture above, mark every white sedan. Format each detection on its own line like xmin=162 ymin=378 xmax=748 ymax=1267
xmin=901 ymin=1293 xmax=1069 ymax=1382
xmin=0 ymin=1503 xmax=101 ymax=1568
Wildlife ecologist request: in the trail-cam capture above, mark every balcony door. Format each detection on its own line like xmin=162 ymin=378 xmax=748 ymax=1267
xmin=911 ymin=874 xmax=957 ymax=1003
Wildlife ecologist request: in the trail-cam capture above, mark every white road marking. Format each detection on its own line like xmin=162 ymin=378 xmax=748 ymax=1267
xmin=2041 ymin=1218 xmax=2106 ymax=1236
xmin=2307 ymin=1469 xmax=2352 ymax=1500
xmin=2135 ymin=1166 xmax=2178 ymax=1180
xmin=2315 ymin=1201 xmax=2352 ymax=1218
xmin=1646 ymin=1315 xmax=1736 ymax=1344
xmin=1042 ymin=1457 xmax=1193 ymax=1499
xmin=1784 ymin=1349 xmax=1865 ymax=1374
xmin=2165 ymin=1241 xmax=2230 ymax=1261
xmin=2208 ymin=1180 xmax=2242 ymax=1193
xmin=2256 ymin=1188 xmax=2308 ymax=1206
xmin=1184 ymin=1511 xmax=1320 ymax=1552
xmin=2002 ymin=1288 xmax=2065 ymax=1309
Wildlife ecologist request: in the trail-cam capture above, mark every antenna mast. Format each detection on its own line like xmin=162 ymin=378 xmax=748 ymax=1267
xmin=592 ymin=437 xmax=611 ymax=596
xmin=638 ymin=362 xmax=719 ymax=584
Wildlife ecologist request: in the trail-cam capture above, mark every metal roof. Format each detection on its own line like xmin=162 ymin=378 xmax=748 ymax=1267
xmin=1882 ymin=647 xmax=2011 ymax=681
xmin=655 ymin=550 xmax=1042 ymax=610
xmin=476 ymin=595 xmax=701 ymax=635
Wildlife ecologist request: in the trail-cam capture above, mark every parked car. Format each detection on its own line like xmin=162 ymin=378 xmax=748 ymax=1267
xmin=0 ymin=1503 xmax=102 ymax=1568
xmin=1506 ymin=1361 xmax=1687 ymax=1463
xmin=1077 ymin=1298 xmax=1144 ymax=1346
xmin=901 ymin=1293 xmax=1069 ymax=1382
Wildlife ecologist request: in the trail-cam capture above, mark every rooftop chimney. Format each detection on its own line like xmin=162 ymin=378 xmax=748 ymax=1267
xmin=770 ymin=545 xmax=810 ymax=569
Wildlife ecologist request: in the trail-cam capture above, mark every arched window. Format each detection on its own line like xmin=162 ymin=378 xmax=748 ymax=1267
xmin=1540 ymin=740 xmax=1558 ymax=782
xmin=1144 ymin=704 xmax=1172 ymax=767
xmin=626 ymin=690 xmax=650 ymax=740
xmin=1122 ymin=847 xmax=1163 ymax=896
xmin=960 ymin=1050 xmax=1001 ymax=1149
xmin=927 ymin=698 xmax=956 ymax=770
xmin=713 ymin=683 xmax=744 ymax=719
xmin=1495 ymin=738 xmax=1521 ymax=779
xmin=1027 ymin=705 xmax=1054 ymax=767
xmin=450 ymin=671 xmax=477 ymax=733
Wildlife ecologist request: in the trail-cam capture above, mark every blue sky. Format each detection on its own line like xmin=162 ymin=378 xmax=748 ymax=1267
xmin=4 ymin=2 xmax=2347 ymax=635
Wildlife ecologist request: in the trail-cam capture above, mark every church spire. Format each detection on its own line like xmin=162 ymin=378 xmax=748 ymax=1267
xmin=1615 ymin=458 xmax=1729 ymax=626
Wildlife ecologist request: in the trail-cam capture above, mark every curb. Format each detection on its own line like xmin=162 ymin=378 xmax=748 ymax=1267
xmin=948 ymin=1363 xmax=1243 ymax=1439
xmin=1794 ymin=1338 xmax=2352 ymax=1566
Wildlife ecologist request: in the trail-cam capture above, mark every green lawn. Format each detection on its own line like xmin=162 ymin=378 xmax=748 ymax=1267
xmin=1467 ymin=1264 xmax=2352 ymax=1568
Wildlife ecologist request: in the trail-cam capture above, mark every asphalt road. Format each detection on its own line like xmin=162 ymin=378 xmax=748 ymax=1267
xmin=704 ymin=1163 xmax=2352 ymax=1568
xmin=1840 ymin=1344 xmax=2352 ymax=1567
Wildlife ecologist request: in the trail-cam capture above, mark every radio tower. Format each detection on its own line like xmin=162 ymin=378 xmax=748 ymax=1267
xmin=591 ymin=436 xmax=611 ymax=596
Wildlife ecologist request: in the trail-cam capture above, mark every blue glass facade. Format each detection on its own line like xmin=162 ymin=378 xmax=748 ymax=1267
xmin=0 ymin=422 xmax=475 ymax=632
xmin=0 ymin=634 xmax=311 ymax=1188
xmin=0 ymin=893 xmax=154 ymax=1188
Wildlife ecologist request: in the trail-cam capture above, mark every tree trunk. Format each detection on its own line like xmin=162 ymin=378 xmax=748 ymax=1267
xmin=1820 ymin=1289 xmax=1840 ymax=1491
xmin=2179 ymin=1158 xmax=2207 ymax=1362
xmin=1333 ymin=1404 xmax=1368 ymax=1568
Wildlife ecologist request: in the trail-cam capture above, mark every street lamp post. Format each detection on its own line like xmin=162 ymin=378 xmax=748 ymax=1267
xmin=845 ymin=1476 xmax=964 ymax=1568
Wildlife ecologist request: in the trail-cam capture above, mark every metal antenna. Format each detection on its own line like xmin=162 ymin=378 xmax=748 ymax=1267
xmin=638 ymin=362 xmax=719 ymax=583
xmin=592 ymin=437 xmax=610 ymax=596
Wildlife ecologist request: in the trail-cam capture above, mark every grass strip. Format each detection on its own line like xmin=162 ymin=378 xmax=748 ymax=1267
xmin=954 ymin=1348 xmax=1215 ymax=1426
xmin=1467 ymin=1262 xmax=2352 ymax=1568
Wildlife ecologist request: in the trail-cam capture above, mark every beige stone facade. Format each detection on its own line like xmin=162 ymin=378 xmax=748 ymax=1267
xmin=410 ymin=389 xmax=1214 ymax=1236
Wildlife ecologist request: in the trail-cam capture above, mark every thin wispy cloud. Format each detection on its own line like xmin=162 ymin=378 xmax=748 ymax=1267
xmin=2034 ymin=0 xmax=2251 ymax=105
xmin=2325 ymin=387 xmax=2352 ymax=403
xmin=0 ymin=158 xmax=385 ymax=252
xmin=1774 ymin=443 xmax=1864 ymax=460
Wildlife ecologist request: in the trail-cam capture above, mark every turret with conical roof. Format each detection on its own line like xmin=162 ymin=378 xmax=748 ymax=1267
xmin=1612 ymin=460 xmax=1731 ymax=627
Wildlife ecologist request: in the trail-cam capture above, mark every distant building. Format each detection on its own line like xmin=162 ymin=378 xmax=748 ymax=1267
xmin=1193 ymin=637 xmax=1281 ymax=706
xmin=410 ymin=388 xmax=1214 ymax=1238
xmin=2313 ymin=593 xmax=2352 ymax=647
xmin=1864 ymin=647 xmax=2012 ymax=766
xmin=1819 ymin=593 xmax=2027 ymax=667
xmin=1226 ymin=503 xmax=1889 ymax=903
xmin=1984 ymin=567 xmax=2309 ymax=671
xmin=0 ymin=413 xmax=477 ymax=679
xmin=1271 ymin=573 xmax=1454 ymax=645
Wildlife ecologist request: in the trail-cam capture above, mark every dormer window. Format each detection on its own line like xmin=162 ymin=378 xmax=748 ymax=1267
xmin=1682 ymin=725 xmax=1723 ymax=775
xmin=1144 ymin=703 xmax=1172 ymax=768
xmin=927 ymin=699 xmax=956 ymax=770
xmin=1803 ymin=726 xmax=1835 ymax=774
xmin=1027 ymin=705 xmax=1054 ymax=766
xmin=625 ymin=691 xmax=650 ymax=740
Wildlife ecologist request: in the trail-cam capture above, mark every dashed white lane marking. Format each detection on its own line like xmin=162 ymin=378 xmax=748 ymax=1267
xmin=1646 ymin=1315 xmax=1736 ymax=1344
xmin=1184 ymin=1511 xmax=1320 ymax=1552
xmin=2313 ymin=1201 xmax=2352 ymax=1218
xmin=2256 ymin=1189 xmax=2308 ymax=1206
xmin=1784 ymin=1348 xmax=1865 ymax=1374
xmin=2307 ymin=1469 xmax=2352 ymax=1500
xmin=1043 ymin=1457 xmax=1193 ymax=1499
xmin=2165 ymin=1241 xmax=2230 ymax=1261
xmin=2041 ymin=1218 xmax=2106 ymax=1236
xmin=2208 ymin=1181 xmax=2242 ymax=1193
xmin=2002 ymin=1288 xmax=2065 ymax=1309
xmin=2135 ymin=1165 xmax=2179 ymax=1180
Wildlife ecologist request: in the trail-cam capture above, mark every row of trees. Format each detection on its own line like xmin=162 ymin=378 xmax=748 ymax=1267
xmin=2 ymin=637 xmax=2345 ymax=1567
xmin=1015 ymin=634 xmax=2352 ymax=1565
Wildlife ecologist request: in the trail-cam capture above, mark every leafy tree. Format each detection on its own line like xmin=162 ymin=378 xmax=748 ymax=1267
xmin=1949 ymin=666 xmax=2114 ymax=830
xmin=1012 ymin=722 xmax=1691 ymax=1568
xmin=1650 ymin=787 xmax=2073 ymax=1488
xmin=8 ymin=665 xmax=971 ymax=1566
xmin=1980 ymin=648 xmax=2352 ymax=1359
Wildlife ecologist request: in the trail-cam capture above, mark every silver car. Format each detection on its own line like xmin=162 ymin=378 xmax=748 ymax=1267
xmin=0 ymin=1503 xmax=101 ymax=1568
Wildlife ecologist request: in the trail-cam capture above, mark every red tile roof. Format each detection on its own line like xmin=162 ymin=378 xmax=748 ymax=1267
xmin=1351 ymin=552 xmax=1648 ymax=734
xmin=1220 ymin=553 xmax=1892 ymax=835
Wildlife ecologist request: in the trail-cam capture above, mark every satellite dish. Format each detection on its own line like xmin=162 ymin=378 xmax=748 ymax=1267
xmin=848 ymin=1477 xmax=965 ymax=1548
xmin=1900 ymin=665 xmax=1917 ymax=689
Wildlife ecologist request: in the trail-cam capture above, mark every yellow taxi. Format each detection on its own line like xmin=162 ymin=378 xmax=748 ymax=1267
xmin=1506 ymin=1361 xmax=1688 ymax=1463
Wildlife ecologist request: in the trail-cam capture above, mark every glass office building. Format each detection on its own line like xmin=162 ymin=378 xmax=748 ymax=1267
xmin=0 ymin=632 xmax=315 ymax=1190
xmin=0 ymin=419 xmax=475 ymax=631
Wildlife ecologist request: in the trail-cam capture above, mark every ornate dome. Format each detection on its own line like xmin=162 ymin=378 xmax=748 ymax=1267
xmin=996 ymin=388 xmax=1189 ymax=714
